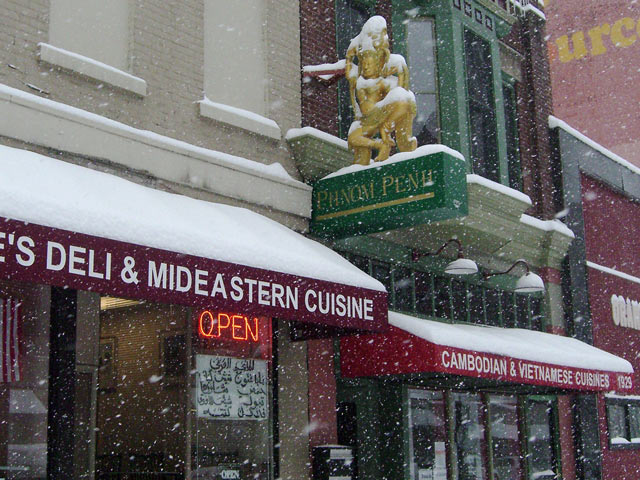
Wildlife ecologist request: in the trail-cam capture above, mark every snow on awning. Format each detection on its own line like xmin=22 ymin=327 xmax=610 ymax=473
xmin=341 ymin=311 xmax=633 ymax=392
xmin=0 ymin=145 xmax=387 ymax=330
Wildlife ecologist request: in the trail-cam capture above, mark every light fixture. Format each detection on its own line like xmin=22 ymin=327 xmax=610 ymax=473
xmin=484 ymin=259 xmax=545 ymax=293
xmin=412 ymin=238 xmax=478 ymax=275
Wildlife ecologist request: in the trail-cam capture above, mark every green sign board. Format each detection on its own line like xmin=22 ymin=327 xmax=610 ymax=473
xmin=311 ymin=151 xmax=468 ymax=238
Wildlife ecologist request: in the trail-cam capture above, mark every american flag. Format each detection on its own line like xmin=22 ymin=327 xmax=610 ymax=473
xmin=0 ymin=297 xmax=21 ymax=382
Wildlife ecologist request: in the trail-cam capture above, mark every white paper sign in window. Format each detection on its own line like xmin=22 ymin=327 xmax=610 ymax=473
xmin=196 ymin=354 xmax=268 ymax=421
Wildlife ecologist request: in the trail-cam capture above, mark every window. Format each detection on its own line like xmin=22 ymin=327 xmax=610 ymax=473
xmin=503 ymin=80 xmax=522 ymax=191
xmin=162 ymin=333 xmax=186 ymax=378
xmin=49 ymin=0 xmax=130 ymax=70
xmin=335 ymin=0 xmax=372 ymax=139
xmin=488 ymin=395 xmax=523 ymax=480
xmin=407 ymin=390 xmax=448 ymax=480
xmin=341 ymin=252 xmax=546 ymax=331
xmin=202 ymin=0 xmax=279 ymax=138
xmin=453 ymin=392 xmax=487 ymax=480
xmin=464 ymin=28 xmax=500 ymax=182
xmin=407 ymin=19 xmax=440 ymax=145
xmin=606 ymin=397 xmax=640 ymax=447
xmin=43 ymin=0 xmax=146 ymax=95
xmin=525 ymin=398 xmax=560 ymax=479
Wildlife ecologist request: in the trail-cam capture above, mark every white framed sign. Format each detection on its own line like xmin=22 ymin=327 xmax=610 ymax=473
xmin=196 ymin=354 xmax=268 ymax=420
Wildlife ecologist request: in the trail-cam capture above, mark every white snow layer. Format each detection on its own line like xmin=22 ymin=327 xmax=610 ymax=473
xmin=389 ymin=311 xmax=633 ymax=373
xmin=520 ymin=214 xmax=575 ymax=239
xmin=549 ymin=115 xmax=640 ymax=177
xmin=37 ymin=42 xmax=143 ymax=85
xmin=285 ymin=127 xmax=349 ymax=150
xmin=199 ymin=97 xmax=281 ymax=134
xmin=0 ymin=146 xmax=385 ymax=292
xmin=467 ymin=174 xmax=532 ymax=205
xmin=0 ymin=84 xmax=298 ymax=187
xmin=322 ymin=145 xmax=465 ymax=179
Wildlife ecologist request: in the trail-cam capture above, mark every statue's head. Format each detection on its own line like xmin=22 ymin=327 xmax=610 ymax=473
xmin=354 ymin=16 xmax=390 ymax=79
xmin=357 ymin=16 xmax=389 ymax=55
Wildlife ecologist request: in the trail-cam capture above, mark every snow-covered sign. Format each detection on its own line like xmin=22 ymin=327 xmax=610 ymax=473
xmin=196 ymin=355 xmax=268 ymax=421
xmin=311 ymin=148 xmax=468 ymax=238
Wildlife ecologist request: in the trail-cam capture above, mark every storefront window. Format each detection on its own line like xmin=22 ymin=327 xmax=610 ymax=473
xmin=95 ymin=302 xmax=274 ymax=479
xmin=452 ymin=392 xmax=487 ymax=480
xmin=488 ymin=395 xmax=522 ymax=480
xmin=407 ymin=389 xmax=448 ymax=480
xmin=525 ymin=399 xmax=558 ymax=479
xmin=96 ymin=301 xmax=190 ymax=477
xmin=193 ymin=310 xmax=273 ymax=479
xmin=0 ymin=281 xmax=49 ymax=480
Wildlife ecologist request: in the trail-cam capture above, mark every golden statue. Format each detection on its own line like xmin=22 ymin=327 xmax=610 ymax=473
xmin=346 ymin=16 xmax=418 ymax=165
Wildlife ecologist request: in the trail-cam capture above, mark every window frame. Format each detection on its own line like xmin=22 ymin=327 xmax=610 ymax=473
xmin=392 ymin=0 xmax=512 ymax=186
xmin=342 ymin=252 xmax=547 ymax=331
xmin=606 ymin=397 xmax=640 ymax=449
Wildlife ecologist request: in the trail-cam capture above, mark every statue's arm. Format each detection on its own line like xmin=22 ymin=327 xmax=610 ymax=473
xmin=345 ymin=46 xmax=360 ymax=117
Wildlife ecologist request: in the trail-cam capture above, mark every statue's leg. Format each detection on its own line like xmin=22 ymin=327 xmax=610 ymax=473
xmin=388 ymin=102 xmax=417 ymax=152
xmin=396 ymin=113 xmax=417 ymax=152
xmin=352 ymin=147 xmax=372 ymax=165
xmin=349 ymin=124 xmax=385 ymax=165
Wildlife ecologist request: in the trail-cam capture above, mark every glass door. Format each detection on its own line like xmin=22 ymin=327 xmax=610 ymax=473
xmin=524 ymin=398 xmax=559 ymax=480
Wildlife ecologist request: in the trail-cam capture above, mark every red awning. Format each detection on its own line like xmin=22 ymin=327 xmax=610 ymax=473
xmin=340 ymin=311 xmax=634 ymax=392
xmin=0 ymin=146 xmax=387 ymax=331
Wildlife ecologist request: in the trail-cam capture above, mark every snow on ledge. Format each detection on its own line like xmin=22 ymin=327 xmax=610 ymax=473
xmin=0 ymin=145 xmax=384 ymax=292
xmin=285 ymin=127 xmax=349 ymax=150
xmin=0 ymin=83 xmax=300 ymax=188
xmin=520 ymin=214 xmax=575 ymax=239
xmin=466 ymin=174 xmax=532 ymax=205
xmin=549 ymin=115 xmax=640 ymax=177
xmin=302 ymin=60 xmax=346 ymax=80
xmin=322 ymin=145 xmax=465 ymax=180
xmin=605 ymin=393 xmax=640 ymax=401
xmin=198 ymin=97 xmax=281 ymax=140
xmin=587 ymin=261 xmax=640 ymax=285
xmin=522 ymin=4 xmax=546 ymax=20
xmin=38 ymin=43 xmax=147 ymax=96
xmin=390 ymin=311 xmax=633 ymax=373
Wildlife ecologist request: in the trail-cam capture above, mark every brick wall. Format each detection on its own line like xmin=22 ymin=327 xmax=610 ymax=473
xmin=300 ymin=0 xmax=340 ymax=134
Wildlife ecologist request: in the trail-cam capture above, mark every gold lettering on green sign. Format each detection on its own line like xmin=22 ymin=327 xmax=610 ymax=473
xmin=315 ymin=192 xmax=435 ymax=221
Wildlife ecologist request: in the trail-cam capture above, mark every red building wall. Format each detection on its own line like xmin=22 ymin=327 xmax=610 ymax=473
xmin=581 ymin=174 xmax=640 ymax=478
xmin=546 ymin=0 xmax=640 ymax=167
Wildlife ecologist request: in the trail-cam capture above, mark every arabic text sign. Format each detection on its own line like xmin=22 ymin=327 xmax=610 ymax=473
xmin=196 ymin=354 xmax=268 ymax=420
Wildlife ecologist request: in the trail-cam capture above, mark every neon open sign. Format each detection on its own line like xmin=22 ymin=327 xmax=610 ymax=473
xmin=198 ymin=310 xmax=260 ymax=342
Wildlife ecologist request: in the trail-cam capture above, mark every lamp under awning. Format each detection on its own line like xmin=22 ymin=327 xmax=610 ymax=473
xmin=340 ymin=311 xmax=633 ymax=392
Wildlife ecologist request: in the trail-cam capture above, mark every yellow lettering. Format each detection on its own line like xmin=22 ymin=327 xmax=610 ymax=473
xmin=340 ymin=189 xmax=350 ymax=204
xmin=395 ymin=175 xmax=407 ymax=193
xmin=588 ymin=23 xmax=611 ymax=56
xmin=408 ymin=172 xmax=420 ymax=189
xmin=316 ymin=190 xmax=328 ymax=209
xmin=556 ymin=32 xmax=588 ymax=63
xmin=422 ymin=170 xmax=433 ymax=186
xmin=329 ymin=190 xmax=339 ymax=207
xmin=382 ymin=175 xmax=394 ymax=196
xmin=349 ymin=185 xmax=361 ymax=202
xmin=611 ymin=17 xmax=636 ymax=47
xmin=361 ymin=183 xmax=370 ymax=201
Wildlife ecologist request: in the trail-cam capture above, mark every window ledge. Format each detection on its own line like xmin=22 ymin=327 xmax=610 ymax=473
xmin=198 ymin=99 xmax=281 ymax=141
xmin=37 ymin=43 xmax=147 ymax=97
